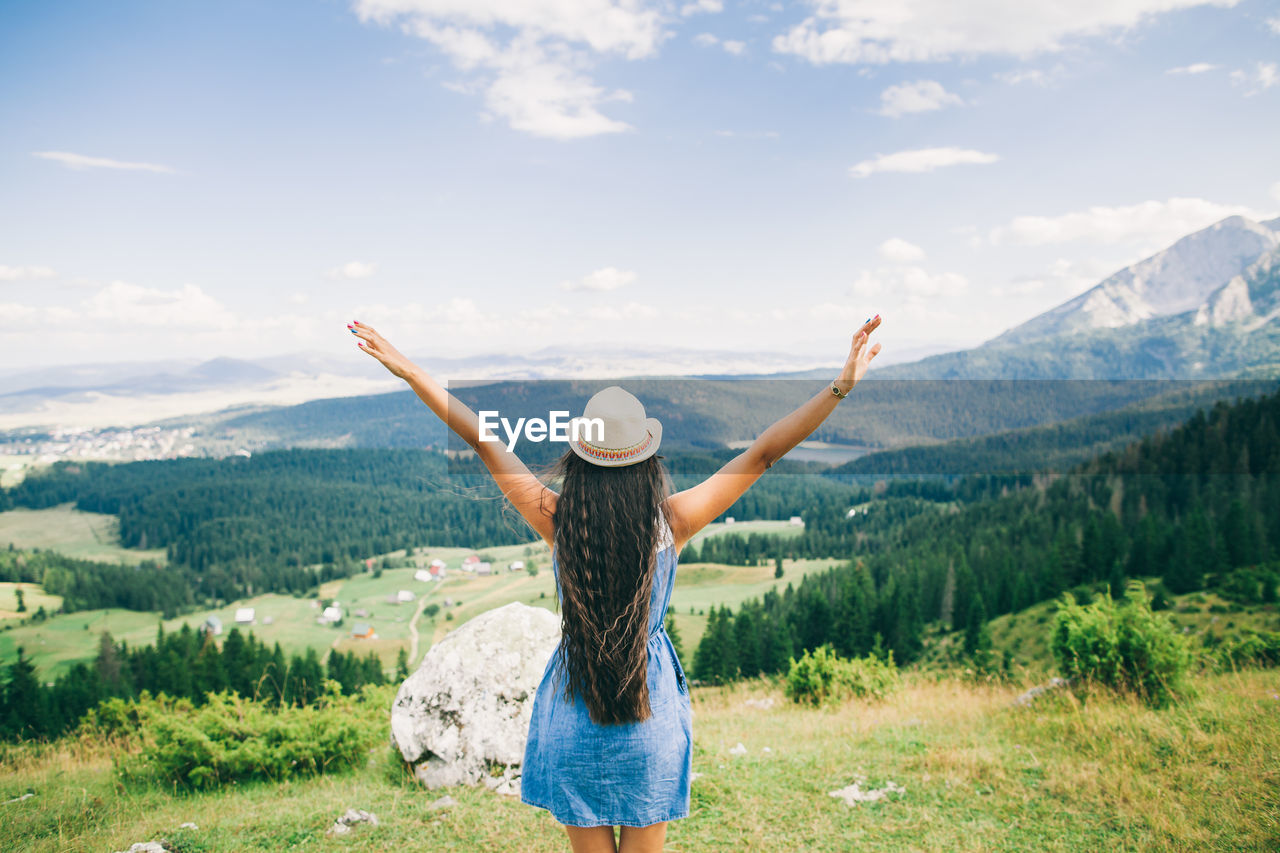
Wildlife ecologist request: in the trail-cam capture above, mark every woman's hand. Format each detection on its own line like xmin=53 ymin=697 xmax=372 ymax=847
xmin=348 ymin=321 xmax=416 ymax=380
xmin=836 ymin=314 xmax=883 ymax=392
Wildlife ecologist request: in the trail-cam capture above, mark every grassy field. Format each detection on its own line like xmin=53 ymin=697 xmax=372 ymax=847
xmin=1 ymin=669 xmax=1277 ymax=851
xmin=0 ymin=583 xmax=62 ymax=622
xmin=0 ymin=505 xmax=167 ymax=565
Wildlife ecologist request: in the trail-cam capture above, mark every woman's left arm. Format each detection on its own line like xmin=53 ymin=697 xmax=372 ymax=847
xmin=348 ymin=321 xmax=557 ymax=545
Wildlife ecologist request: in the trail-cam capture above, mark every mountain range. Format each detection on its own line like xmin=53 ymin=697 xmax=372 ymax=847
xmin=879 ymin=215 xmax=1280 ymax=379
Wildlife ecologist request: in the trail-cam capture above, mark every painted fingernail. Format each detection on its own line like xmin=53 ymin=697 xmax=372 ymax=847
xmin=350 ymin=329 xmax=357 ymax=333
xmin=353 ymin=320 xmax=360 ymax=325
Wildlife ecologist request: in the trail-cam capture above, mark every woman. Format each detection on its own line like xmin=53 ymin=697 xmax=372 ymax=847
xmin=349 ymin=315 xmax=882 ymax=852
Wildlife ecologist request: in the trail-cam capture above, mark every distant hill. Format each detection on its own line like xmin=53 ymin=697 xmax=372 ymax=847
xmin=215 ymin=377 xmax=1255 ymax=459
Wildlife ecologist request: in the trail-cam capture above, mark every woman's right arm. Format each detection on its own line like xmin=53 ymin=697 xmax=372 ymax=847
xmin=664 ymin=315 xmax=882 ymax=552
xmin=348 ymin=321 xmax=557 ymax=546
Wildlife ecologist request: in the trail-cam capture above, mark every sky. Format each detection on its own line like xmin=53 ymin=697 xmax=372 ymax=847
xmin=1 ymin=0 xmax=1278 ymax=372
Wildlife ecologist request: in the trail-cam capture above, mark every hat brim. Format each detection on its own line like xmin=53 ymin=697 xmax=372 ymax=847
xmin=568 ymin=417 xmax=662 ymax=467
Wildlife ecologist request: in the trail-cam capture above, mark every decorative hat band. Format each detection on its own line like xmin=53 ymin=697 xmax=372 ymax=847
xmin=573 ymin=431 xmax=654 ymax=464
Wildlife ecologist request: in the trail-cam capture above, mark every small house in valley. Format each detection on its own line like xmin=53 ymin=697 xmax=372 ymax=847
xmin=234 ymin=607 xmax=255 ymax=624
xmin=203 ymin=615 xmax=222 ymax=636
xmin=351 ymin=623 xmax=376 ymax=639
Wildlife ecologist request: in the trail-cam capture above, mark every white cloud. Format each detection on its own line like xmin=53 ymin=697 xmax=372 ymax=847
xmin=849 ymin=147 xmax=999 ymax=178
xmin=994 ymin=65 xmax=1065 ymax=86
xmin=327 ymin=261 xmax=378 ymax=279
xmin=559 ymin=266 xmax=637 ymax=292
xmin=991 ymin=258 xmax=1106 ymax=298
xmin=877 ymin=238 xmax=925 ymax=262
xmin=773 ymin=0 xmax=1239 ymax=65
xmin=694 ymin=32 xmax=744 ymax=54
xmin=0 ymin=265 xmax=56 ymax=282
xmin=878 ymin=79 xmax=963 ymax=117
xmin=1230 ymin=61 xmax=1278 ymax=95
xmin=990 ymin=197 xmax=1267 ymax=246
xmin=1271 ymin=181 xmax=1280 ymax=204
xmin=681 ymin=0 xmax=723 ymax=15
xmin=32 ymin=151 xmax=176 ymax=174
xmin=1166 ymin=62 xmax=1218 ymax=74
xmin=1267 ymin=17 xmax=1280 ymax=34
xmin=851 ymin=265 xmax=968 ymax=299
xmin=354 ymin=0 xmax=666 ymax=139
xmin=82 ymin=281 xmax=237 ymax=329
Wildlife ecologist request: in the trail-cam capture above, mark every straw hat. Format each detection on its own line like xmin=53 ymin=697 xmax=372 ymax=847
xmin=568 ymin=386 xmax=663 ymax=467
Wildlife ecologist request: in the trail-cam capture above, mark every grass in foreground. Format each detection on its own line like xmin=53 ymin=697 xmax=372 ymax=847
xmin=1 ymin=670 xmax=1277 ymax=852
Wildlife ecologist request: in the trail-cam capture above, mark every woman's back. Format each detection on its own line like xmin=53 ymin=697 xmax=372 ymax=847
xmin=522 ymin=511 xmax=693 ymax=827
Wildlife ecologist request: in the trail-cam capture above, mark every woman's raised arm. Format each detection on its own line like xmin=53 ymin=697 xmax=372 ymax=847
xmin=664 ymin=315 xmax=882 ymax=552
xmin=348 ymin=321 xmax=557 ymax=546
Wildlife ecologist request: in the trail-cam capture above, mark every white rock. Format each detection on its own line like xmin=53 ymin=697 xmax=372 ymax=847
xmin=390 ymin=602 xmax=561 ymax=789
xmin=429 ymin=795 xmax=459 ymax=810
xmin=114 ymin=844 xmax=167 ymax=853
xmin=326 ymin=808 xmax=378 ymax=836
xmin=179 ymin=822 xmax=198 ymax=830
xmin=728 ymin=742 xmax=748 ymax=756
xmin=828 ymin=780 xmax=905 ymax=806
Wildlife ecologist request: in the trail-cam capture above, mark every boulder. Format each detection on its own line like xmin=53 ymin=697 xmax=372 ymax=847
xmin=391 ymin=601 xmax=561 ymax=788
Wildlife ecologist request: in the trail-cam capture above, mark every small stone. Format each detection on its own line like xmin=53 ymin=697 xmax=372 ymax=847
xmin=326 ymin=808 xmax=378 ymax=836
xmin=728 ymin=742 xmax=747 ymax=756
xmin=761 ymin=747 xmax=772 ymax=753
xmin=178 ymin=823 xmax=198 ymax=830
xmin=430 ymin=795 xmax=458 ymax=810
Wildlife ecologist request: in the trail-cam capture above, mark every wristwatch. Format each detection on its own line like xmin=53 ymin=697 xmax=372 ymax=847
xmin=830 ymin=381 xmax=849 ymax=399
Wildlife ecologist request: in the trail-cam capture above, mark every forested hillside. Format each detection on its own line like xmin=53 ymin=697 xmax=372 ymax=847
xmin=690 ymin=389 xmax=1280 ymax=682
xmin=0 ymin=449 xmax=866 ymax=610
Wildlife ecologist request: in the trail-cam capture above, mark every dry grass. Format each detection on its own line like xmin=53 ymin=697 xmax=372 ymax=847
xmin=2 ymin=670 xmax=1277 ymax=851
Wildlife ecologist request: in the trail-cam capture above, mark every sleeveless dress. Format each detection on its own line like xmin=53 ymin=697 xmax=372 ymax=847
xmin=520 ymin=514 xmax=693 ymax=827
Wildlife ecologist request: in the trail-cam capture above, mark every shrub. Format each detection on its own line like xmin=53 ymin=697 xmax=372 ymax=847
xmin=784 ymin=644 xmax=898 ymax=707
xmin=115 ymin=685 xmax=385 ymax=790
xmin=1216 ymin=630 xmax=1280 ymax=669
xmin=1050 ymin=580 xmax=1191 ymax=707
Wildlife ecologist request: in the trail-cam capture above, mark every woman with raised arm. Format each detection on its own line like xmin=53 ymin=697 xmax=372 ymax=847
xmin=348 ymin=315 xmax=882 ymax=853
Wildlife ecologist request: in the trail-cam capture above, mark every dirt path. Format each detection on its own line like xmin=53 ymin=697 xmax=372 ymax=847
xmin=407 ymin=593 xmax=429 ymax=666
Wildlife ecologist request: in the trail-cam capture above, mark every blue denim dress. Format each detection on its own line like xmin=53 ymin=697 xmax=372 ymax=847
xmin=521 ymin=515 xmax=693 ymax=827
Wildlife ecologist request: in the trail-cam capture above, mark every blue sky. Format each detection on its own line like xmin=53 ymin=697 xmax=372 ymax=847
xmin=1 ymin=0 xmax=1278 ymax=371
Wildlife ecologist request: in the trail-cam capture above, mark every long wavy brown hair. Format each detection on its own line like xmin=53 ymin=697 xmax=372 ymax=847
xmin=549 ymin=450 xmax=671 ymax=725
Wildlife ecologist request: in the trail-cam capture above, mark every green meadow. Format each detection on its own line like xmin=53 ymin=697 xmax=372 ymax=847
xmin=0 ymin=504 xmax=167 ymax=566
xmin=2 ymin=669 xmax=1276 ymax=851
